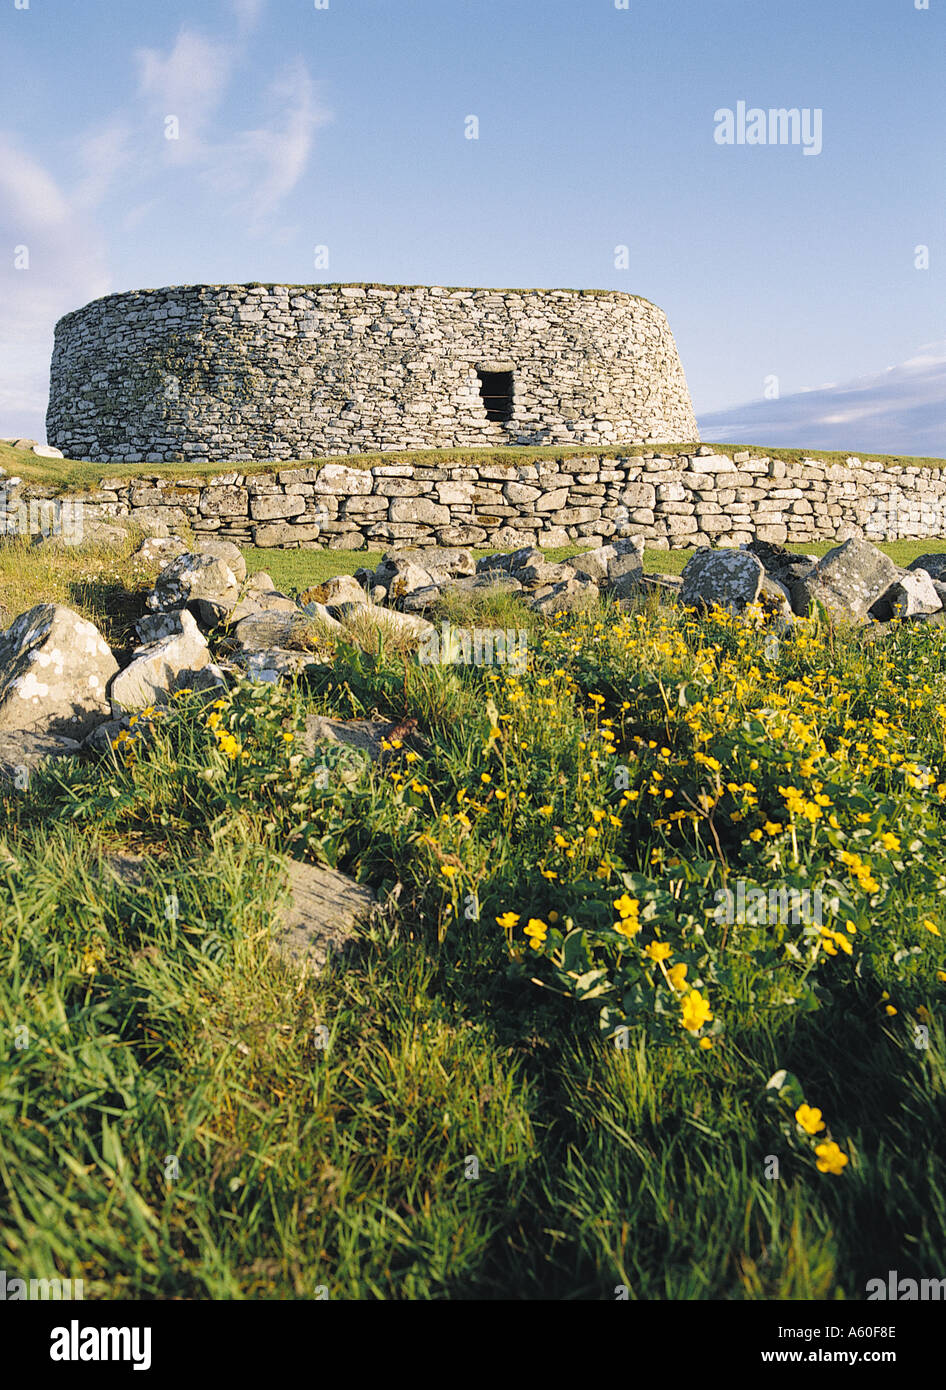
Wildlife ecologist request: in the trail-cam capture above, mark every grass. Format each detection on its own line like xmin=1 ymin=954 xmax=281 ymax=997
xmin=3 ymin=540 xmax=946 ymax=1299
xmin=6 ymin=440 xmax=946 ymax=493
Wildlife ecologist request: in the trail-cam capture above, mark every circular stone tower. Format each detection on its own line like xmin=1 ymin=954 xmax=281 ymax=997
xmin=46 ymin=283 xmax=699 ymax=463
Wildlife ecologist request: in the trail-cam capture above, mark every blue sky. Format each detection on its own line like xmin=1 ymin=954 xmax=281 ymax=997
xmin=1 ymin=0 xmax=943 ymax=451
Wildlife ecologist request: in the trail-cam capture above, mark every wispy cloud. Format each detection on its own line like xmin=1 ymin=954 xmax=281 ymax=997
xmin=207 ymin=60 xmax=331 ymax=232
xmin=0 ymin=135 xmax=111 ymax=435
xmin=1 ymin=6 xmax=330 ymax=438
xmin=699 ymin=345 xmax=946 ymax=458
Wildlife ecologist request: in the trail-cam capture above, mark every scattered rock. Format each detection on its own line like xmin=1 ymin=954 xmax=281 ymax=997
xmin=270 ymin=859 xmax=376 ymax=975
xmin=193 ymin=537 xmax=247 ymax=584
xmin=109 ymin=610 xmax=210 ymax=715
xmin=31 ymin=444 xmax=65 ymax=459
xmin=146 ymin=552 xmax=239 ymax=612
xmin=530 ymin=576 xmax=600 ymax=615
xmin=877 ymin=570 xmax=942 ymax=620
xmin=232 ymin=648 xmax=327 ymax=682
xmin=0 ymin=730 xmax=81 ymax=782
xmin=230 ymin=609 xmax=318 ymax=652
xmin=335 ymin=603 xmax=434 ymax=640
xmin=0 ymin=605 xmax=117 ymax=737
xmin=792 ymin=539 xmax=901 ymax=622
xmin=301 ymin=575 xmax=369 ymax=608
xmin=569 ymin=538 xmax=645 ymax=597
xmin=136 ymin=536 xmax=188 ymax=566
xmin=680 ymin=550 xmax=765 ymax=614
xmin=907 ymin=554 xmax=946 ymax=582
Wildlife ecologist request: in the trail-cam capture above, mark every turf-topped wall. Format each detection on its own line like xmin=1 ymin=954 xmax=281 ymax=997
xmin=13 ymin=448 xmax=946 ymax=550
xmin=46 ymin=284 xmax=698 ymax=463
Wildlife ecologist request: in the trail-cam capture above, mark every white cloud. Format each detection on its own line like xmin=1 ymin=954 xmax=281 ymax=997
xmin=699 ymin=344 xmax=946 ymax=457
xmin=207 ymin=61 xmax=331 ymax=232
xmin=1 ymin=11 xmax=331 ymax=440
xmin=135 ymin=28 xmax=237 ymax=146
xmin=0 ymin=135 xmax=111 ymax=438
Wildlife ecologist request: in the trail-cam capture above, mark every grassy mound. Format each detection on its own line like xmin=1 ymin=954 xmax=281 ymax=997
xmin=2 ymin=552 xmax=946 ymax=1297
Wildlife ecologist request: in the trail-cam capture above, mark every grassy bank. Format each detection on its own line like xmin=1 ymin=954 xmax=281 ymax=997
xmin=5 ymin=440 xmax=946 ymax=493
xmin=1 ymin=541 xmax=946 ymax=1298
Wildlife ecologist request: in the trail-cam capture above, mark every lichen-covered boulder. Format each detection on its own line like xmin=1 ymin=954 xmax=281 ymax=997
xmin=680 ymin=550 xmax=765 ymax=614
xmin=146 ymin=552 xmax=238 ymax=612
xmin=193 ymin=537 xmax=247 ymax=584
xmin=792 ymin=539 xmax=900 ymax=621
xmin=569 ymin=538 xmax=645 ymax=597
xmin=109 ymin=610 xmax=210 ymax=714
xmin=0 ymin=605 xmax=117 ymax=736
xmin=881 ymin=570 xmax=942 ymax=619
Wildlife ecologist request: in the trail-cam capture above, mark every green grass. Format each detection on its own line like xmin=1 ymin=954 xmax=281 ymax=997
xmin=2 ymin=558 xmax=946 ymax=1298
xmin=6 ymin=440 xmax=946 ymax=493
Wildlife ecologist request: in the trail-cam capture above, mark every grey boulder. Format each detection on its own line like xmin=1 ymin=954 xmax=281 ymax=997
xmin=0 ymin=605 xmax=118 ymax=737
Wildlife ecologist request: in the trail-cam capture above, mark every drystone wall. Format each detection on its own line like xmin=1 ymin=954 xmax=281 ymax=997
xmin=11 ymin=448 xmax=946 ymax=551
xmin=46 ymin=284 xmax=698 ymax=462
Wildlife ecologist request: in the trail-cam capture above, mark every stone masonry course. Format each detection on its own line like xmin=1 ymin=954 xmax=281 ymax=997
xmin=46 ymin=284 xmax=699 ymax=462
xmin=12 ymin=448 xmax=946 ymax=551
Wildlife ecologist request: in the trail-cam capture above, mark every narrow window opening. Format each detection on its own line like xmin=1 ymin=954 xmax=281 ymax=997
xmin=477 ymin=369 xmax=513 ymax=423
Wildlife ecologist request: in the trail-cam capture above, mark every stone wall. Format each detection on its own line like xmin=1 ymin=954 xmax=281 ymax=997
xmin=46 ymin=284 xmax=698 ymax=462
xmin=12 ymin=448 xmax=946 ymax=550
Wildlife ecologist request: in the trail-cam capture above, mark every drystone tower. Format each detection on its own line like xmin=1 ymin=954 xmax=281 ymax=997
xmin=46 ymin=284 xmax=699 ymax=463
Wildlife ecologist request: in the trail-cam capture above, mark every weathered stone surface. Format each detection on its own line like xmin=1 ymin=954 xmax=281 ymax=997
xmin=0 ymin=605 xmax=117 ymax=736
xmin=193 ymin=537 xmax=247 ymax=583
xmin=569 ymin=537 xmax=645 ymax=597
xmin=253 ymin=522 xmax=327 ymax=546
xmin=147 ymin=553 xmax=238 ymax=611
xmin=232 ymin=648 xmax=327 ymax=682
xmin=0 ymin=730 xmax=81 ymax=782
xmin=135 ymin=609 xmax=192 ymax=643
xmin=136 ymin=536 xmax=188 ymax=566
xmin=270 ymin=859 xmax=376 ymax=974
xmin=530 ymin=576 xmax=599 ymax=615
xmin=109 ymin=611 xmax=210 ymax=714
xmin=230 ymin=610 xmax=317 ymax=652
xmin=680 ymin=550 xmax=765 ymax=613
xmin=335 ymin=602 xmax=433 ymax=640
xmin=881 ymin=570 xmax=942 ymax=619
xmin=908 ymin=554 xmax=946 ymax=582
xmin=793 ymin=539 xmax=901 ymax=621
xmin=301 ymin=575 xmax=368 ymax=608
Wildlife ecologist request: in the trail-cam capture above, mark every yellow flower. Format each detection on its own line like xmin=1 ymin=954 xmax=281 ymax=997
xmin=814 ymin=1141 xmax=849 ymax=1176
xmin=441 ymin=865 xmax=459 ymax=878
xmin=795 ymin=1103 xmax=826 ymax=1136
xmin=613 ymin=893 xmax=639 ymax=920
xmin=763 ymin=822 xmax=783 ymax=836
xmin=644 ymin=940 xmax=672 ymax=963
xmin=879 ymin=832 xmax=901 ymax=852
xmin=538 ymin=805 xmax=553 ymax=817
xmin=885 ymin=1004 xmax=897 ymax=1016
xmin=923 ymin=919 xmax=941 ymax=937
xmin=496 ymin=911 xmax=519 ymax=931
xmin=681 ymin=990 xmax=713 ymax=1034
xmin=698 ymin=1037 xmax=713 ymax=1051
xmin=524 ymin=918 xmax=548 ymax=950
xmin=668 ymin=962 xmax=688 ymax=991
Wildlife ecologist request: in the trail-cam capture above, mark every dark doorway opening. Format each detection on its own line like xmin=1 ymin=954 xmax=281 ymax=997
xmin=477 ymin=370 xmax=513 ymax=423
